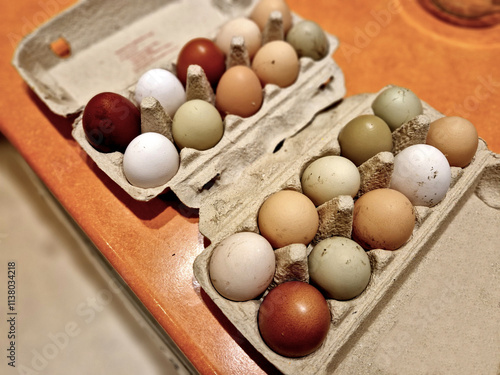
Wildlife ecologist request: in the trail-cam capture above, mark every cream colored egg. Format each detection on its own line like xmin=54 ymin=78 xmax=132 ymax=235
xmin=301 ymin=155 xmax=361 ymax=206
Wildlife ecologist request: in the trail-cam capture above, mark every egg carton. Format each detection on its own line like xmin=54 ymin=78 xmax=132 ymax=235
xmin=12 ymin=0 xmax=345 ymax=208
xmin=193 ymin=88 xmax=500 ymax=375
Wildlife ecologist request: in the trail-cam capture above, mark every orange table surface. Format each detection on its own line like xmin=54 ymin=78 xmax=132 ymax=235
xmin=1 ymin=1 xmax=499 ymax=374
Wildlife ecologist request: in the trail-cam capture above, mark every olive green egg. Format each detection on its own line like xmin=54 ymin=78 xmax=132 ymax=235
xmin=338 ymin=114 xmax=393 ymax=166
xmin=285 ymin=20 xmax=329 ymax=61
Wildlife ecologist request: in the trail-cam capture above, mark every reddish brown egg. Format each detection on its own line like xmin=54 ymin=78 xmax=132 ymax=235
xmin=176 ymin=38 xmax=226 ymax=88
xmin=258 ymin=281 xmax=331 ymax=357
xmin=82 ymin=92 xmax=141 ymax=153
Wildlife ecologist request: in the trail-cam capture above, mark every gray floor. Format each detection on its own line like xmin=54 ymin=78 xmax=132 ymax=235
xmin=0 ymin=134 xmax=191 ymax=375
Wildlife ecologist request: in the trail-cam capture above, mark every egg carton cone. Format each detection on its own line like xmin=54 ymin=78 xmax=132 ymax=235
xmin=193 ymin=88 xmax=500 ymax=375
xmin=12 ymin=0 xmax=345 ymax=207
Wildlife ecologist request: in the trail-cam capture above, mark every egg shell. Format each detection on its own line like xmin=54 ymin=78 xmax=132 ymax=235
xmin=390 ymin=144 xmax=451 ymax=207
xmin=215 ymin=65 xmax=263 ymax=118
xmin=215 ymin=17 xmax=262 ymax=58
xmin=371 ymin=86 xmax=423 ymax=131
xmin=338 ymin=115 xmax=393 ymax=166
xmin=426 ymin=116 xmax=479 ymax=167
xmin=172 ymin=99 xmax=223 ymax=150
xmin=286 ymin=20 xmax=329 ymax=61
xmin=250 ymin=0 xmax=293 ymax=33
xmin=82 ymin=92 xmax=141 ymax=153
xmin=123 ymin=132 xmax=179 ymax=188
xmin=308 ymin=237 xmax=371 ymax=300
xmin=251 ymin=40 xmax=300 ymax=88
xmin=301 ymin=155 xmax=361 ymax=206
xmin=176 ymin=38 xmax=226 ymax=88
xmin=209 ymin=232 xmax=276 ymax=301
xmin=352 ymin=188 xmax=416 ymax=250
xmin=258 ymin=190 xmax=319 ymax=248
xmin=134 ymin=68 xmax=186 ymax=118
xmin=258 ymin=281 xmax=331 ymax=358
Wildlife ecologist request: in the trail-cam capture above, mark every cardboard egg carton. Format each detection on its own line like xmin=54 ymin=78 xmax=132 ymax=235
xmin=12 ymin=0 xmax=345 ymax=208
xmin=193 ymin=89 xmax=500 ymax=375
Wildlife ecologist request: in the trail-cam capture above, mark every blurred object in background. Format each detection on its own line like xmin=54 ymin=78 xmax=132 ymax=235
xmin=418 ymin=0 xmax=500 ymax=27
xmin=0 ymin=133 xmax=193 ymax=375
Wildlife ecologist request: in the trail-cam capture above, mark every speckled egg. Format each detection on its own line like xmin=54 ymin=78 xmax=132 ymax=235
xmin=309 ymin=237 xmax=371 ymax=300
xmin=371 ymin=86 xmax=423 ymax=131
xmin=390 ymin=144 xmax=451 ymax=207
xmin=301 ymin=155 xmax=361 ymax=206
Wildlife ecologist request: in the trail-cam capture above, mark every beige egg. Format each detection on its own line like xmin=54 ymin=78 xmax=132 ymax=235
xmin=250 ymin=0 xmax=293 ymax=33
xmin=251 ymin=40 xmax=299 ymax=88
xmin=426 ymin=116 xmax=478 ymax=167
xmin=215 ymin=17 xmax=262 ymax=58
xmin=258 ymin=190 xmax=319 ymax=248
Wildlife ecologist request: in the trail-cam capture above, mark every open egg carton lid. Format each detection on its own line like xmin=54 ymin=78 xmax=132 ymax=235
xmin=12 ymin=0 xmax=345 ymax=208
xmin=193 ymin=87 xmax=500 ymax=375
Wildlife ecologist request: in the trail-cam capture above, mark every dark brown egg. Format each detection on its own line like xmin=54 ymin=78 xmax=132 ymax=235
xmin=258 ymin=281 xmax=331 ymax=357
xmin=82 ymin=92 xmax=141 ymax=153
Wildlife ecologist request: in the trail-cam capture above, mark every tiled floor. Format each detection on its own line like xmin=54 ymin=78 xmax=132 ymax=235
xmin=0 ymin=134 xmax=192 ymax=375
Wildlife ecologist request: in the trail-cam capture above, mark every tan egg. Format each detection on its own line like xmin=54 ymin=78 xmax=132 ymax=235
xmin=352 ymin=188 xmax=415 ymax=251
xmin=258 ymin=190 xmax=319 ymax=248
xmin=251 ymin=40 xmax=299 ymax=88
xmin=215 ymin=65 xmax=263 ymax=118
xmin=250 ymin=0 xmax=293 ymax=33
xmin=215 ymin=17 xmax=262 ymax=58
xmin=426 ymin=116 xmax=479 ymax=167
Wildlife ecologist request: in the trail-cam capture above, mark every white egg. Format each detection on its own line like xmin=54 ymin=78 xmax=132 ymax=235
xmin=134 ymin=68 xmax=186 ymax=117
xmin=301 ymin=155 xmax=361 ymax=206
xmin=123 ymin=132 xmax=179 ymax=188
xmin=308 ymin=236 xmax=371 ymax=300
xmin=209 ymin=232 xmax=276 ymax=301
xmin=390 ymin=144 xmax=451 ymax=207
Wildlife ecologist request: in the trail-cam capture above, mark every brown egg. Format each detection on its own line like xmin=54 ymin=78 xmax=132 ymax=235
xmin=352 ymin=188 xmax=415 ymax=251
xmin=82 ymin=92 xmax=141 ymax=153
xmin=215 ymin=66 xmax=263 ymax=118
xmin=258 ymin=281 xmax=331 ymax=357
xmin=258 ymin=190 xmax=319 ymax=248
xmin=426 ymin=116 xmax=479 ymax=167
